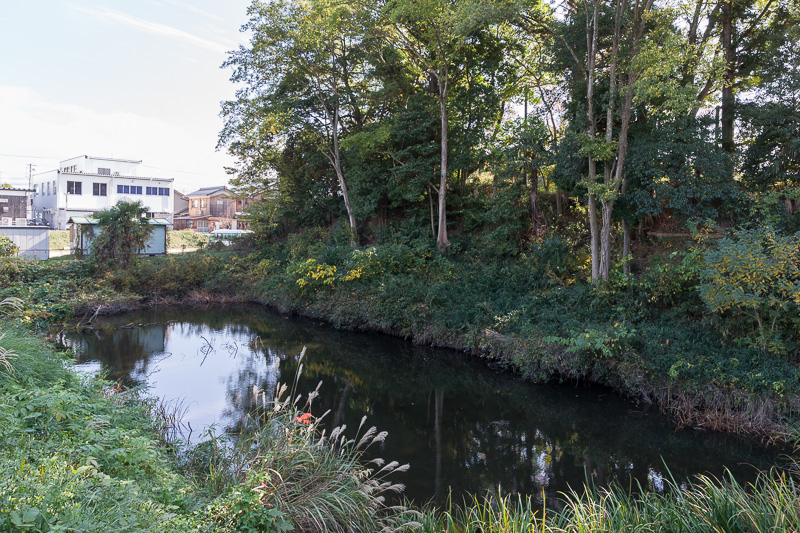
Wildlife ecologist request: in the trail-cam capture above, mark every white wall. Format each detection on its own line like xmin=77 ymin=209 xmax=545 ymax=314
xmin=30 ymin=170 xmax=59 ymax=226
xmin=32 ymin=168 xmax=174 ymax=229
xmin=0 ymin=226 xmax=49 ymax=260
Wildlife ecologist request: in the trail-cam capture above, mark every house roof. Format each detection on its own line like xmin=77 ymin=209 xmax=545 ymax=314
xmin=186 ymin=186 xmax=233 ymax=198
xmin=69 ymin=216 xmax=171 ymax=226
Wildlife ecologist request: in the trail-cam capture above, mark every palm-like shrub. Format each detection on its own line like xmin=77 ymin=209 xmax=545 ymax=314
xmin=89 ymin=201 xmax=154 ymax=268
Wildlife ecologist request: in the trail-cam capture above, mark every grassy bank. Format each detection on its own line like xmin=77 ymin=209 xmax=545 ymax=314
xmin=0 ymin=322 xmax=196 ymax=531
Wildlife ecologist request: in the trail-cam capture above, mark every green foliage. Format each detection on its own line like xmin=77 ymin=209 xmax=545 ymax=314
xmin=90 ymin=201 xmax=155 ymax=269
xmin=224 ymin=491 xmax=294 ymax=533
xmin=0 ymin=326 xmax=195 ymax=533
xmin=0 ymin=235 xmax=18 ymax=258
xmin=699 ymin=227 xmax=800 ymax=354
xmin=545 ymin=321 xmax=636 ymax=359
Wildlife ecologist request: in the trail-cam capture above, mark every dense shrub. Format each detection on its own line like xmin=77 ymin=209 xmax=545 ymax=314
xmin=0 ymin=235 xmax=18 ymax=257
xmin=699 ymin=227 xmax=800 ymax=355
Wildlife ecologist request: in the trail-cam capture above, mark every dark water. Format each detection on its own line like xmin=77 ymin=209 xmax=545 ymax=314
xmin=61 ymin=305 xmax=779 ymax=506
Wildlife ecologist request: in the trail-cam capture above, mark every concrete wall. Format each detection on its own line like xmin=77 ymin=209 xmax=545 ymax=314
xmin=0 ymin=226 xmax=49 ymax=260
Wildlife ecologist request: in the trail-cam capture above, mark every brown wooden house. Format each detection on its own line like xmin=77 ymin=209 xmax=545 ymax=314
xmin=173 ymin=186 xmax=255 ymax=232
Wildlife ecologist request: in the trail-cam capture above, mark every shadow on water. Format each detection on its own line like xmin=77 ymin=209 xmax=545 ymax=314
xmin=60 ymin=304 xmax=781 ymax=507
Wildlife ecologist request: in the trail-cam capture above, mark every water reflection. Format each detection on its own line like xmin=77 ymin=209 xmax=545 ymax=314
xmin=61 ymin=305 xmax=778 ymax=505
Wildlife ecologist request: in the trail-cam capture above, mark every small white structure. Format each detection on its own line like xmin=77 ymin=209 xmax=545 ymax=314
xmin=208 ymin=229 xmax=253 ymax=246
xmin=32 ymin=156 xmax=174 ymax=230
xmin=69 ymin=216 xmax=170 ymax=256
xmin=0 ymin=226 xmax=49 ymax=260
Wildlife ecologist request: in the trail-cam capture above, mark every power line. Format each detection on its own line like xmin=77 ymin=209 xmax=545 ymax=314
xmin=140 ymin=164 xmax=226 ymax=177
xmin=0 ymin=153 xmax=59 ymax=160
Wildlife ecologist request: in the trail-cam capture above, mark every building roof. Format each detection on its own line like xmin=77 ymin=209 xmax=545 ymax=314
xmin=69 ymin=216 xmax=171 ymax=226
xmin=0 ymin=188 xmax=34 ymax=193
xmin=62 ymin=155 xmax=143 ymax=164
xmin=186 ymin=186 xmax=233 ymax=197
xmin=58 ymin=171 xmax=173 ymax=181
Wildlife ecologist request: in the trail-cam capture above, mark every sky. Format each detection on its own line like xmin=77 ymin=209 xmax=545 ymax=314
xmin=0 ymin=0 xmax=251 ymax=193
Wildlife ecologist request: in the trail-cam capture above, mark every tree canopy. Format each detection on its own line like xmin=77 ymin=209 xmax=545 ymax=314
xmin=219 ymin=0 xmax=800 ymax=273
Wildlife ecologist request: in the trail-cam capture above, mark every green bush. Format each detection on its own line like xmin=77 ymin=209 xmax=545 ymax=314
xmin=0 ymin=235 xmax=18 ymax=257
xmin=699 ymin=227 xmax=800 ymax=354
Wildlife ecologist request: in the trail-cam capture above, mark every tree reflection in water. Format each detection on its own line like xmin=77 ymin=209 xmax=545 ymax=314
xmin=62 ymin=305 xmax=780 ymax=506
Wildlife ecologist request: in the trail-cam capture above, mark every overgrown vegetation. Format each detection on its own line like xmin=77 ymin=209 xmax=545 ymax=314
xmin=167 ymin=230 xmax=209 ymax=251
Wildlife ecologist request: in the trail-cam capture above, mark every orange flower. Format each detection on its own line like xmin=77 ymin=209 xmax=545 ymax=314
xmin=294 ymin=413 xmax=313 ymax=425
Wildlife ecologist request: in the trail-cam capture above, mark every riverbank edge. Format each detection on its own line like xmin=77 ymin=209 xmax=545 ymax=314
xmin=70 ymin=287 xmax=799 ymax=445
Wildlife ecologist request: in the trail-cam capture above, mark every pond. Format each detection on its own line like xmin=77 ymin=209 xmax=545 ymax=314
xmin=60 ymin=305 xmax=779 ymax=506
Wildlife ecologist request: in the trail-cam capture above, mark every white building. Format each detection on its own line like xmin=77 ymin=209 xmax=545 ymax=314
xmin=31 ymin=155 xmax=174 ymax=229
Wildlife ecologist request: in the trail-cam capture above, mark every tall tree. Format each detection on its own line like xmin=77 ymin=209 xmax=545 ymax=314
xmin=221 ymin=0 xmax=375 ymax=246
xmin=382 ymin=0 xmax=473 ymax=252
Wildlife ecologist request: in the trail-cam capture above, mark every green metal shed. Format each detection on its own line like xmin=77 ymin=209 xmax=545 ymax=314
xmin=69 ymin=216 xmax=170 ymax=256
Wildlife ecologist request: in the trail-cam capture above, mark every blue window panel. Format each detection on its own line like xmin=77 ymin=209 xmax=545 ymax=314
xmin=117 ymin=185 xmax=124 ymax=193
xmin=146 ymin=187 xmax=157 ymax=195
xmin=159 ymin=188 xmax=170 ymax=196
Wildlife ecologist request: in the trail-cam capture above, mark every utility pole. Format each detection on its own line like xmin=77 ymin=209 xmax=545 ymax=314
xmin=27 ymin=164 xmax=36 ymax=220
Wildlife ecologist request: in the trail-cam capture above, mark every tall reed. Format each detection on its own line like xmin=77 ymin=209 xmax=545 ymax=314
xmin=189 ymin=348 xmax=420 ymax=532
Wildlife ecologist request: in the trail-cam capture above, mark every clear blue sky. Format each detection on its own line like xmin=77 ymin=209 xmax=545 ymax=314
xmin=0 ymin=0 xmax=250 ymax=192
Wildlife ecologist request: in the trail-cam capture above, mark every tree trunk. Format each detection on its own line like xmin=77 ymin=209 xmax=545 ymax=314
xmin=331 ymin=105 xmax=357 ymax=247
xmin=436 ymin=79 xmax=449 ymax=253
xmin=589 ymin=191 xmax=600 ymax=280
xmin=586 ymin=0 xmax=600 ymax=282
xmin=721 ymin=0 xmax=735 ymax=160
xmin=556 ymin=188 xmax=562 ymax=217
xmin=529 ymin=167 xmax=539 ymax=236
xmin=622 ymin=219 xmax=631 ymax=276
xmin=599 ymin=75 xmax=635 ymax=281
xmin=599 ymin=201 xmax=614 ymax=281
